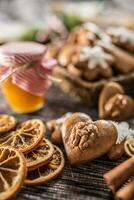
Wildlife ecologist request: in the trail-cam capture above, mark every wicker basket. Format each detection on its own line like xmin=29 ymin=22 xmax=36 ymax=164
xmin=54 ymin=66 xmax=134 ymax=107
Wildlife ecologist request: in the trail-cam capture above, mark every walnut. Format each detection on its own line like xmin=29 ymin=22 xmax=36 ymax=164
xmin=104 ymin=94 xmax=134 ymax=120
xmin=47 ymin=113 xmax=72 ymax=145
xmin=99 ymin=82 xmax=134 ymax=121
xmin=99 ymin=82 xmax=125 ymax=119
xmin=58 ymin=44 xmax=77 ymax=67
xmin=105 ymin=94 xmax=127 ymax=117
xmin=69 ymin=121 xmax=99 ymax=151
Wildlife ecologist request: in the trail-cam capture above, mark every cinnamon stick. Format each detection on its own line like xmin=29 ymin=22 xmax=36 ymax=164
xmin=115 ymin=179 xmax=134 ymax=200
xmin=103 ymin=156 xmax=134 ymax=193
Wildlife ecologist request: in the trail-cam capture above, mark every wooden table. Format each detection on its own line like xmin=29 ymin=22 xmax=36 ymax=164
xmin=0 ymin=85 xmax=131 ymax=200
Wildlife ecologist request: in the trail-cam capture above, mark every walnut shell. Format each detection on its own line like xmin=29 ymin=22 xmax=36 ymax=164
xmin=104 ymin=94 xmax=134 ymax=121
xmin=47 ymin=121 xmax=62 ymax=145
xmin=58 ymin=44 xmax=77 ymax=67
xmin=47 ymin=113 xmax=72 ymax=145
xmin=99 ymin=82 xmax=125 ymax=119
xmin=99 ymin=81 xmax=134 ymax=121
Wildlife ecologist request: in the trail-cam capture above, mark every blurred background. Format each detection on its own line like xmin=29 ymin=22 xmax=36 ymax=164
xmin=0 ymin=0 xmax=133 ymax=44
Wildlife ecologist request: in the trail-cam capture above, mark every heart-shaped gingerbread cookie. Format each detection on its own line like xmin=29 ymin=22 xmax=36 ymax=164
xmin=99 ymin=82 xmax=134 ymax=121
xmin=62 ymin=113 xmax=117 ymax=165
xmin=47 ymin=112 xmax=91 ymax=145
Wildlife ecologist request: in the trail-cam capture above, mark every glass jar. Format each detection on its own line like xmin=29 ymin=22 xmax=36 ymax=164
xmin=1 ymin=77 xmax=44 ymax=113
xmin=0 ymin=42 xmax=56 ymax=113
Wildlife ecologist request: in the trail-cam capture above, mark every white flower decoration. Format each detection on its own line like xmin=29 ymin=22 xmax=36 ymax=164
xmin=83 ymin=22 xmax=111 ymax=43
xmin=83 ymin=22 xmax=102 ymax=34
xmin=79 ymin=46 xmax=113 ymax=69
xmin=112 ymin=121 xmax=134 ymax=144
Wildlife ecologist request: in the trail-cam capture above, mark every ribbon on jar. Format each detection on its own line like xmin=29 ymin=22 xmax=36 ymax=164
xmin=12 ymin=59 xmax=57 ymax=96
xmin=0 ymin=42 xmax=57 ymax=96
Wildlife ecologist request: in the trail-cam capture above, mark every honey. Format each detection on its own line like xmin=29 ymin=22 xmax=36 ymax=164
xmin=1 ymin=77 xmax=44 ymax=113
xmin=0 ymin=42 xmax=55 ymax=113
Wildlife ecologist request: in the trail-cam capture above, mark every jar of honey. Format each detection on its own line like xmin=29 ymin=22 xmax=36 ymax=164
xmin=0 ymin=42 xmax=56 ymax=113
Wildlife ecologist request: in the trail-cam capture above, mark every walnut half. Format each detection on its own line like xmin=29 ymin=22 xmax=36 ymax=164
xmin=69 ymin=121 xmax=99 ymax=151
xmin=104 ymin=94 xmax=134 ymax=121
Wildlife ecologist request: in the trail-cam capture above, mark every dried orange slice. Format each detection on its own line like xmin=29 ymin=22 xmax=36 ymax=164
xmin=25 ymin=145 xmax=65 ymax=185
xmin=25 ymin=138 xmax=54 ymax=171
xmin=0 ymin=119 xmax=45 ymax=153
xmin=124 ymin=136 xmax=134 ymax=157
xmin=0 ymin=114 xmax=16 ymax=134
xmin=0 ymin=146 xmax=27 ymax=200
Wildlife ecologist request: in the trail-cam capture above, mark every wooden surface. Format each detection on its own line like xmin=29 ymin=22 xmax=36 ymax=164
xmin=0 ymin=85 xmax=133 ymax=200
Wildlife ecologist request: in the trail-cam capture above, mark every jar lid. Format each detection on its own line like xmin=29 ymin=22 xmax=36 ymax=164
xmin=0 ymin=41 xmax=46 ymax=67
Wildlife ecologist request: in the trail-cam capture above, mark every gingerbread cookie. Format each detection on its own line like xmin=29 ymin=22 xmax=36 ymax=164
xmin=99 ymin=40 xmax=134 ymax=74
xmin=62 ymin=113 xmax=117 ymax=165
xmin=74 ymin=46 xmax=114 ymax=81
xmin=107 ymin=26 xmax=134 ymax=53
